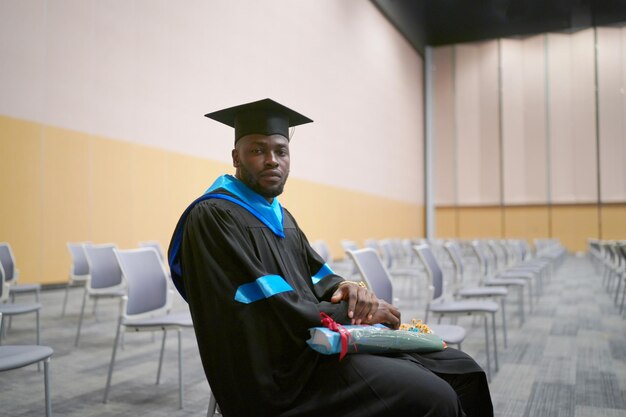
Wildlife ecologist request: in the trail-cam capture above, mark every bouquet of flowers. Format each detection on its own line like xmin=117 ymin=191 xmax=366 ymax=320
xmin=307 ymin=315 xmax=446 ymax=360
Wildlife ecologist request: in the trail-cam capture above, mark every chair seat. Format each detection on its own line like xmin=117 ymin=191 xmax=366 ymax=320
xmin=485 ymin=278 xmax=526 ymax=286
xmin=9 ymin=283 xmax=41 ymax=293
xmin=69 ymin=274 xmax=89 ymax=283
xmin=429 ymin=324 xmax=466 ymax=345
xmin=512 ymin=264 xmax=544 ymax=271
xmin=0 ymin=302 xmax=42 ymax=315
xmin=431 ymin=300 xmax=499 ymax=314
xmin=90 ymin=289 xmax=126 ymax=298
xmin=498 ymin=270 xmax=535 ymax=279
xmin=0 ymin=345 xmax=53 ymax=371
xmin=458 ymin=286 xmax=507 ymax=297
xmin=123 ymin=312 xmax=193 ymax=329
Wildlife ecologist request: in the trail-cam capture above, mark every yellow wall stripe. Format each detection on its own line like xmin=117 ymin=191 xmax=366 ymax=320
xmin=1 ymin=115 xmax=423 ymax=284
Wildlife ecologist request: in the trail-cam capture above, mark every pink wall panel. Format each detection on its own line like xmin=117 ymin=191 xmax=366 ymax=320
xmin=434 ymin=46 xmax=457 ymax=205
xmin=522 ymin=35 xmax=549 ymax=203
xmin=597 ymin=27 xmax=626 ymax=202
xmin=548 ymin=30 xmax=598 ymax=203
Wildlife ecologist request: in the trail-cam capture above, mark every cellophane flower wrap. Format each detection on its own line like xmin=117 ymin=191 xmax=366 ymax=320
xmin=307 ymin=315 xmax=445 ymax=359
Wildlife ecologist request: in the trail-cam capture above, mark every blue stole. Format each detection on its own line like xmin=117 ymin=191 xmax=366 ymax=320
xmin=168 ymin=175 xmax=285 ymax=300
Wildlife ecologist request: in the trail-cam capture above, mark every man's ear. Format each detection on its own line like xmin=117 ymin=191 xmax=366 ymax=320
xmin=232 ymin=148 xmax=240 ymax=167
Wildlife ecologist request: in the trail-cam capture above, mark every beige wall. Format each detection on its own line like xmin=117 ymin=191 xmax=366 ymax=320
xmin=0 ymin=1 xmax=426 ymax=285
xmin=0 ymin=0 xmax=424 ymax=205
xmin=434 ymin=27 xmax=626 ymax=252
xmin=1 ymin=115 xmax=423 ymax=284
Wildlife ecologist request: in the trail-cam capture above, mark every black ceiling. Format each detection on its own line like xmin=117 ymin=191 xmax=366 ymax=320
xmin=372 ymin=0 xmax=626 ymax=55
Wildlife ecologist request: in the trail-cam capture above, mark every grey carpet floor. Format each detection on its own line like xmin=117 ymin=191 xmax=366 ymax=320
xmin=1 ymin=253 xmax=625 ymax=416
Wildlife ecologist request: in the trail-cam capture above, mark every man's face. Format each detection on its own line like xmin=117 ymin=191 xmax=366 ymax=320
xmin=232 ymin=134 xmax=290 ymax=202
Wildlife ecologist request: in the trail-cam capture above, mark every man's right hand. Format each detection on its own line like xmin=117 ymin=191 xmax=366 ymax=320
xmin=365 ymin=300 xmax=401 ymax=329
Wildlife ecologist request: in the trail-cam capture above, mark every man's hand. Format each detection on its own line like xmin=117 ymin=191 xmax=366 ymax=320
xmin=330 ymin=281 xmax=379 ymax=325
xmin=366 ymin=300 xmax=401 ymax=330
xmin=330 ymin=282 xmax=401 ymax=328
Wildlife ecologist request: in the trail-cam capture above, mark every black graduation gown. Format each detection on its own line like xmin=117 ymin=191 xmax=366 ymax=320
xmin=175 ymin=195 xmax=493 ymax=417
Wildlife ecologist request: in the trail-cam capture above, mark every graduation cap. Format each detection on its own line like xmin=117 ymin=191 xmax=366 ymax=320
xmin=205 ymin=98 xmax=313 ymax=143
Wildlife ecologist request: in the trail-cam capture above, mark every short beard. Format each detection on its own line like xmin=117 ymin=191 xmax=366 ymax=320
xmin=238 ymin=167 xmax=288 ymax=200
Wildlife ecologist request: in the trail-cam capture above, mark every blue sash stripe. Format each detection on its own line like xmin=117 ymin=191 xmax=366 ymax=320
xmin=235 ymin=275 xmax=294 ymax=304
xmin=311 ymin=263 xmax=334 ymax=285
xmin=206 ymin=194 xmax=285 ymax=238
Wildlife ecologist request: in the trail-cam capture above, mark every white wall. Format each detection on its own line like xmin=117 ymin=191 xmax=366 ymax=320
xmin=0 ymin=0 xmax=424 ymax=204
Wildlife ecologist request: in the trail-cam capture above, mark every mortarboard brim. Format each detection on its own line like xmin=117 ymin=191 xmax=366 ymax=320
xmin=205 ymin=98 xmax=313 ymax=143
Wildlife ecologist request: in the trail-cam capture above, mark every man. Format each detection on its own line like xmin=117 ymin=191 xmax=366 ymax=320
xmin=169 ymin=98 xmax=493 ymax=417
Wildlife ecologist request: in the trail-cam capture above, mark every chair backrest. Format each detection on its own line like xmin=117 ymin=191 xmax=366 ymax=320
xmin=378 ymin=240 xmax=396 ymax=270
xmin=617 ymin=243 xmax=626 ymax=271
xmin=67 ymin=243 xmax=89 ymax=276
xmin=345 ymin=248 xmax=393 ymax=304
xmin=311 ymin=240 xmax=331 ymax=264
xmin=340 ymin=240 xmax=358 ymax=252
xmin=470 ymin=241 xmax=491 ymax=277
xmin=443 ymin=242 xmax=464 ymax=288
xmin=138 ymin=241 xmax=166 ymax=262
xmin=83 ymin=244 xmax=124 ymax=290
xmin=401 ymin=239 xmax=417 ymax=264
xmin=486 ymin=241 xmax=507 ymax=273
xmin=114 ymin=247 xmax=170 ymax=317
xmin=0 ymin=243 xmax=16 ymax=283
xmin=413 ymin=244 xmax=444 ymax=302
xmin=364 ymin=239 xmax=380 ymax=252
xmin=0 ymin=262 xmax=7 ymax=301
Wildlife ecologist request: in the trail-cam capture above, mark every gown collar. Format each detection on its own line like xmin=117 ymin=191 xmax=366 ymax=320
xmin=205 ymin=175 xmax=284 ymax=237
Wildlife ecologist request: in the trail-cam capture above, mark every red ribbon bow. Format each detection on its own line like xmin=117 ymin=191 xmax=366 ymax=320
xmin=319 ymin=312 xmax=353 ymax=360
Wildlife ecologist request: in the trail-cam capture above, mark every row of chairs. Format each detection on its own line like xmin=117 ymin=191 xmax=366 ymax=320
xmin=0 ymin=241 xmax=198 ymax=415
xmin=588 ymin=238 xmax=626 ymax=316
xmin=312 ymin=237 xmax=565 ymax=381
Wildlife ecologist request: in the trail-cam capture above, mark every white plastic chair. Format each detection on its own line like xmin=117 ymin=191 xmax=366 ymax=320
xmin=444 ymin=241 xmax=509 ymax=346
xmin=414 ymin=244 xmax=499 ymax=381
xmin=0 ymin=243 xmax=41 ymax=305
xmin=104 ymin=247 xmax=193 ymax=409
xmin=0 ymin=262 xmax=43 ymax=347
xmin=61 ymin=242 xmax=90 ymax=317
xmin=0 ymin=313 xmax=53 ymax=417
xmin=75 ymin=244 xmax=126 ymax=347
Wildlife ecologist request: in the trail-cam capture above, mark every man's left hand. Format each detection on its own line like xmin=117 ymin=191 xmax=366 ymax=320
xmin=330 ymin=282 xmax=379 ymax=325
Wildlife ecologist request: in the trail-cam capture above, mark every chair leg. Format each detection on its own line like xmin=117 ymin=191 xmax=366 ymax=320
xmin=75 ymin=288 xmax=88 ymax=347
xmin=36 ymin=310 xmax=41 ymax=345
xmin=500 ymin=298 xmax=508 ymax=349
xmin=36 ymin=310 xmax=41 ymax=372
xmin=8 ymin=293 xmax=14 ymax=329
xmin=207 ymin=390 xmax=217 ymax=417
xmin=103 ymin=319 xmax=123 ymax=403
xmin=518 ymin=286 xmax=525 ymax=326
xmin=483 ymin=315 xmax=491 ymax=383
xmin=61 ymin=283 xmax=71 ymax=317
xmin=44 ymin=357 xmax=51 ymax=417
xmin=178 ymin=329 xmax=184 ymax=410
xmin=618 ymin=276 xmax=626 ymax=313
xmin=0 ymin=315 xmax=4 ymax=344
xmin=156 ymin=330 xmax=167 ymax=385
xmin=491 ymin=312 xmax=499 ymax=372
